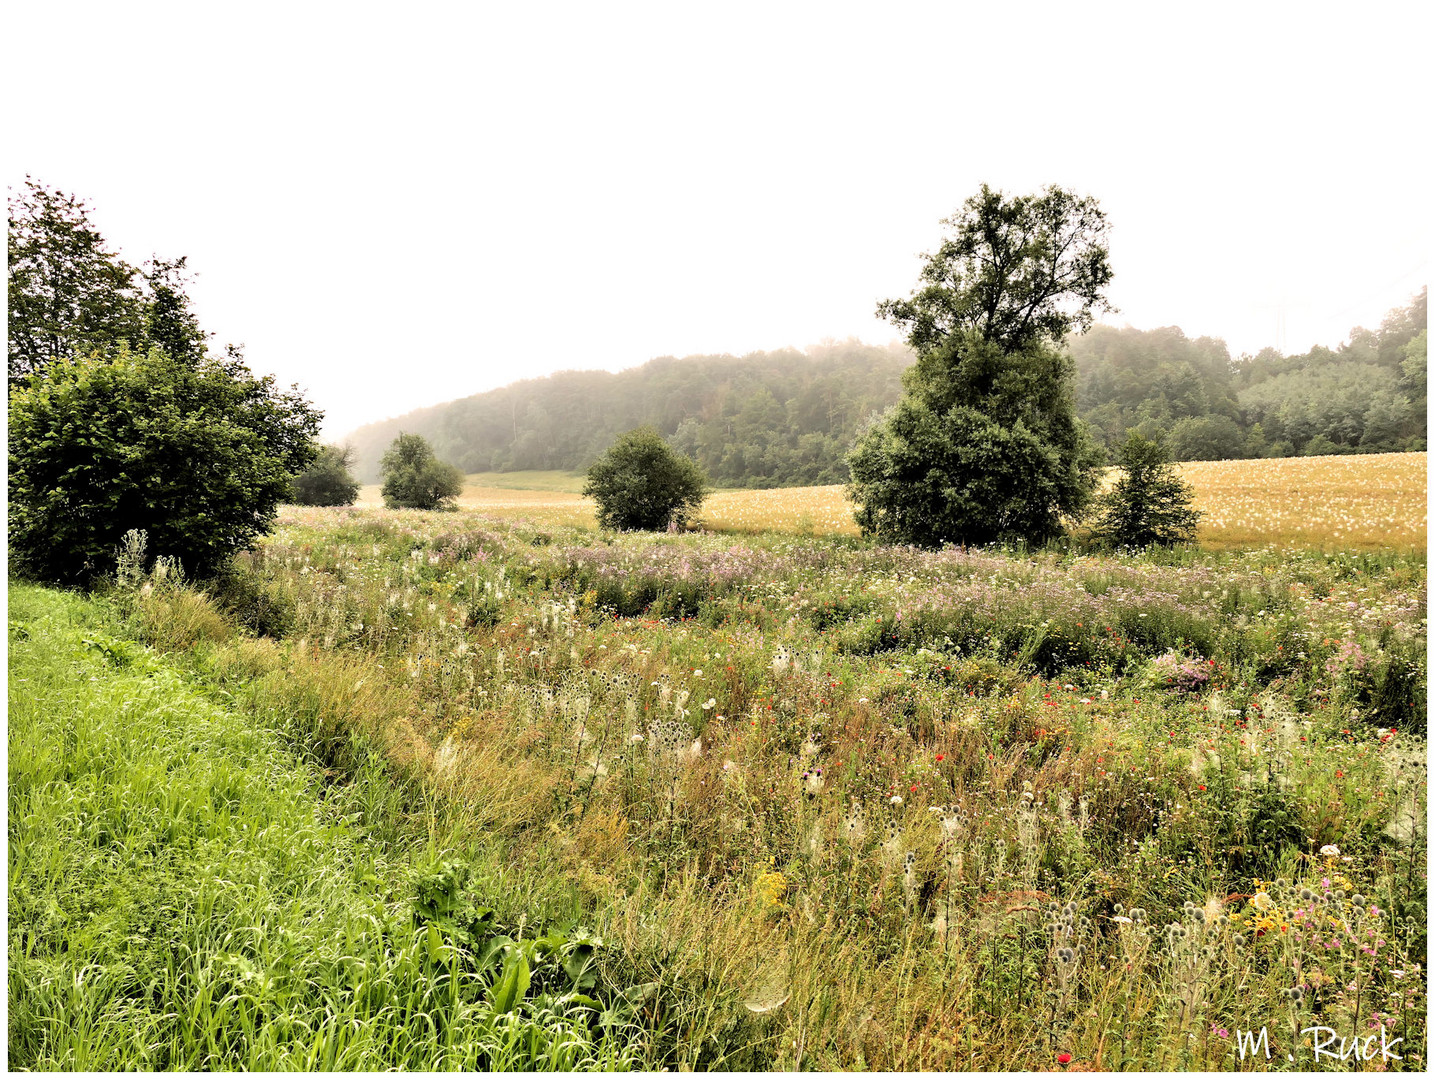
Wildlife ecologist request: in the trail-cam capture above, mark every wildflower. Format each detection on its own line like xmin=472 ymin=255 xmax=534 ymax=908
xmin=1252 ymin=892 xmax=1274 ymax=912
xmin=1057 ymin=1053 xmax=1072 ymax=1065
xmin=889 ymin=795 xmax=903 ymax=806
xmin=1319 ymin=844 xmax=1341 ymax=857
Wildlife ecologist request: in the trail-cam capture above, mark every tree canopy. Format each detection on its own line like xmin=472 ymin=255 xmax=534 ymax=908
xmin=292 ymin=443 xmax=361 ymax=506
xmin=877 ymin=184 xmax=1115 ymax=355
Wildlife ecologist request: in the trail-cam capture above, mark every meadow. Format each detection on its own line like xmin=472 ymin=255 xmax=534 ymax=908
xmin=11 ymin=448 xmax=1427 ymax=1070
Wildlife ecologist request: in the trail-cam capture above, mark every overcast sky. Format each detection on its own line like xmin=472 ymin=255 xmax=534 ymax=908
xmin=8 ymin=2 xmax=1430 ymax=439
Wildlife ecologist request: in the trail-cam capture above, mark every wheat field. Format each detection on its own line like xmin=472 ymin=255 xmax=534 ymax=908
xmin=356 ymin=452 xmax=1426 ymax=550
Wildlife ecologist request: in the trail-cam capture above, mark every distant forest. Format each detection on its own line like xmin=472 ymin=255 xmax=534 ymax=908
xmin=347 ymin=289 xmax=1426 ymax=486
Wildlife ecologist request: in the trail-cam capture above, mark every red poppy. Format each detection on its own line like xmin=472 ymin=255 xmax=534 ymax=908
xmin=1057 ymin=1053 xmax=1072 ymax=1065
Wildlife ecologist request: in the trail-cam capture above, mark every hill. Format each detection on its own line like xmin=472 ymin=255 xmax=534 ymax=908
xmin=345 ymin=290 xmax=1426 ymax=484
xmin=347 ymin=340 xmax=910 ymax=486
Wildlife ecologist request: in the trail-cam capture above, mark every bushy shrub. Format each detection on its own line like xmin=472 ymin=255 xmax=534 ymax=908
xmin=8 ymin=345 xmax=320 ymax=584
xmin=380 ymin=433 xmax=464 ymax=510
xmin=292 ymin=443 xmax=360 ymax=506
xmin=583 ymin=427 xmax=707 ymax=531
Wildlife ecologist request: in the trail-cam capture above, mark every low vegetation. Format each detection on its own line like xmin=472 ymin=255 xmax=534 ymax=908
xmin=12 ymin=501 xmax=1424 ymax=1069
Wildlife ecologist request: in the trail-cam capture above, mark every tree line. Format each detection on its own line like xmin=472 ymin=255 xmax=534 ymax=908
xmin=346 ymin=342 xmax=911 ymax=487
xmin=348 ymin=295 xmax=1426 ymax=486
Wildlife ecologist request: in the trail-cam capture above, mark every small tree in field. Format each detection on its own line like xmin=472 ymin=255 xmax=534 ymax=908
xmin=380 ymin=433 xmax=464 ymax=509
xmin=584 ymin=427 xmax=707 ymax=531
xmin=1093 ymin=432 xmax=1201 ymax=548
xmin=292 ymin=443 xmax=361 ymax=506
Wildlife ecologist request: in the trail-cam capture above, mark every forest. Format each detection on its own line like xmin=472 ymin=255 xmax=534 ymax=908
xmin=347 ymin=289 xmax=1427 ymax=486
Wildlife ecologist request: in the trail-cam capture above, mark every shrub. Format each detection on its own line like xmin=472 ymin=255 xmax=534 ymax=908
xmin=8 ymin=345 xmax=320 ymax=584
xmin=380 ymin=433 xmax=464 ymax=510
xmin=292 ymin=443 xmax=361 ymax=506
xmin=583 ymin=427 xmax=707 ymax=531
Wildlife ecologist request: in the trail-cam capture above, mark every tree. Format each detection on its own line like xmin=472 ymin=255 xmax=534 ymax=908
xmin=9 ymin=178 xmax=214 ymax=379
xmin=380 ymin=433 xmax=464 ymax=509
xmin=1093 ymin=432 xmax=1200 ymax=548
xmin=583 ymin=426 xmax=707 ymax=531
xmin=849 ymin=185 xmax=1111 ymax=547
xmin=292 ymin=443 xmax=361 ymax=506
xmin=9 ymin=345 xmax=321 ymax=584
xmin=8 ymin=177 xmax=147 ymax=379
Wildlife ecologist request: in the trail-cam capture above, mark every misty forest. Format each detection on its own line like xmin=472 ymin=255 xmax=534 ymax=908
xmin=345 ymin=291 xmax=1428 ymax=486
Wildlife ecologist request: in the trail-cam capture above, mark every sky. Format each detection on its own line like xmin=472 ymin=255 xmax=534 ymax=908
xmin=8 ymin=2 xmax=1430 ymax=439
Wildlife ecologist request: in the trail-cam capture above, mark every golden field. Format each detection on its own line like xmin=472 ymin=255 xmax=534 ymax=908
xmin=358 ymin=451 xmax=1427 ymax=550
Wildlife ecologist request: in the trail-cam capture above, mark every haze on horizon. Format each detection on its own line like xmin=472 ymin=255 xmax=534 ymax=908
xmin=8 ymin=3 xmax=1429 ymax=440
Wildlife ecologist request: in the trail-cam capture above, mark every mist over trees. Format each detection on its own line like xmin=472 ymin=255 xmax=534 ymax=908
xmin=346 ymin=287 xmax=1425 ymax=488
xmin=1071 ymin=287 xmax=1427 ymax=459
xmin=346 ymin=340 xmax=911 ymax=486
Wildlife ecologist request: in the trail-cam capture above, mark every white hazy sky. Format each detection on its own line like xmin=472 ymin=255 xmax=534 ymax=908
xmin=8 ymin=2 xmax=1430 ymax=439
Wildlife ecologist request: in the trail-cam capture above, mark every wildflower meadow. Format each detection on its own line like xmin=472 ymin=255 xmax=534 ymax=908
xmin=12 ymin=479 xmax=1424 ymax=1071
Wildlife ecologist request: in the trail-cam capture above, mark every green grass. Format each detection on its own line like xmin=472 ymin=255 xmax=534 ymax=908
xmin=7 ymin=583 xmax=641 ymax=1070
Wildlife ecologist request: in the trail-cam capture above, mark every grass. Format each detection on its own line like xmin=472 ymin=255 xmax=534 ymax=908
xmin=8 ymin=584 xmax=642 ymax=1070
xmin=12 ymin=454 xmax=1429 ymax=1069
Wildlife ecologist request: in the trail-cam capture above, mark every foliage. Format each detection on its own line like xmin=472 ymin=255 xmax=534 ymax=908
xmin=876 ymin=183 xmax=1115 ymax=354
xmin=342 ymin=291 xmax=1425 ymax=490
xmin=7 ymin=178 xmax=214 ymax=380
xmin=7 ymin=177 xmax=147 ymax=379
xmin=583 ymin=426 xmax=707 ymax=531
xmin=8 ymin=586 xmax=641 ymax=1070
xmin=851 ymin=185 xmax=1109 ymax=547
xmin=141 ymin=256 xmax=209 ymax=365
xmin=380 ymin=432 xmax=464 ymax=510
xmin=11 ymin=498 xmax=1427 ymax=1069
xmin=8 ymin=345 xmax=320 ymax=584
xmin=1094 ymin=433 xmax=1201 ymax=548
xmin=346 ymin=340 xmax=910 ymax=488
xmin=292 ymin=442 xmax=361 ymax=506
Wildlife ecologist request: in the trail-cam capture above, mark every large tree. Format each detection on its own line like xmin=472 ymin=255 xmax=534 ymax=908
xmin=849 ymin=185 xmax=1111 ymax=547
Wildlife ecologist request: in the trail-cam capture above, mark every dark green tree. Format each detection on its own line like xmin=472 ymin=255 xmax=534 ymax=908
xmin=1093 ymin=432 xmax=1200 ymax=548
xmin=9 ymin=344 xmax=321 ymax=584
xmin=583 ymin=426 xmax=707 ymax=531
xmin=292 ymin=443 xmax=361 ymax=506
xmin=7 ymin=177 xmax=147 ymax=379
xmin=380 ymin=433 xmax=464 ymax=509
xmin=849 ymin=185 xmax=1111 ymax=547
